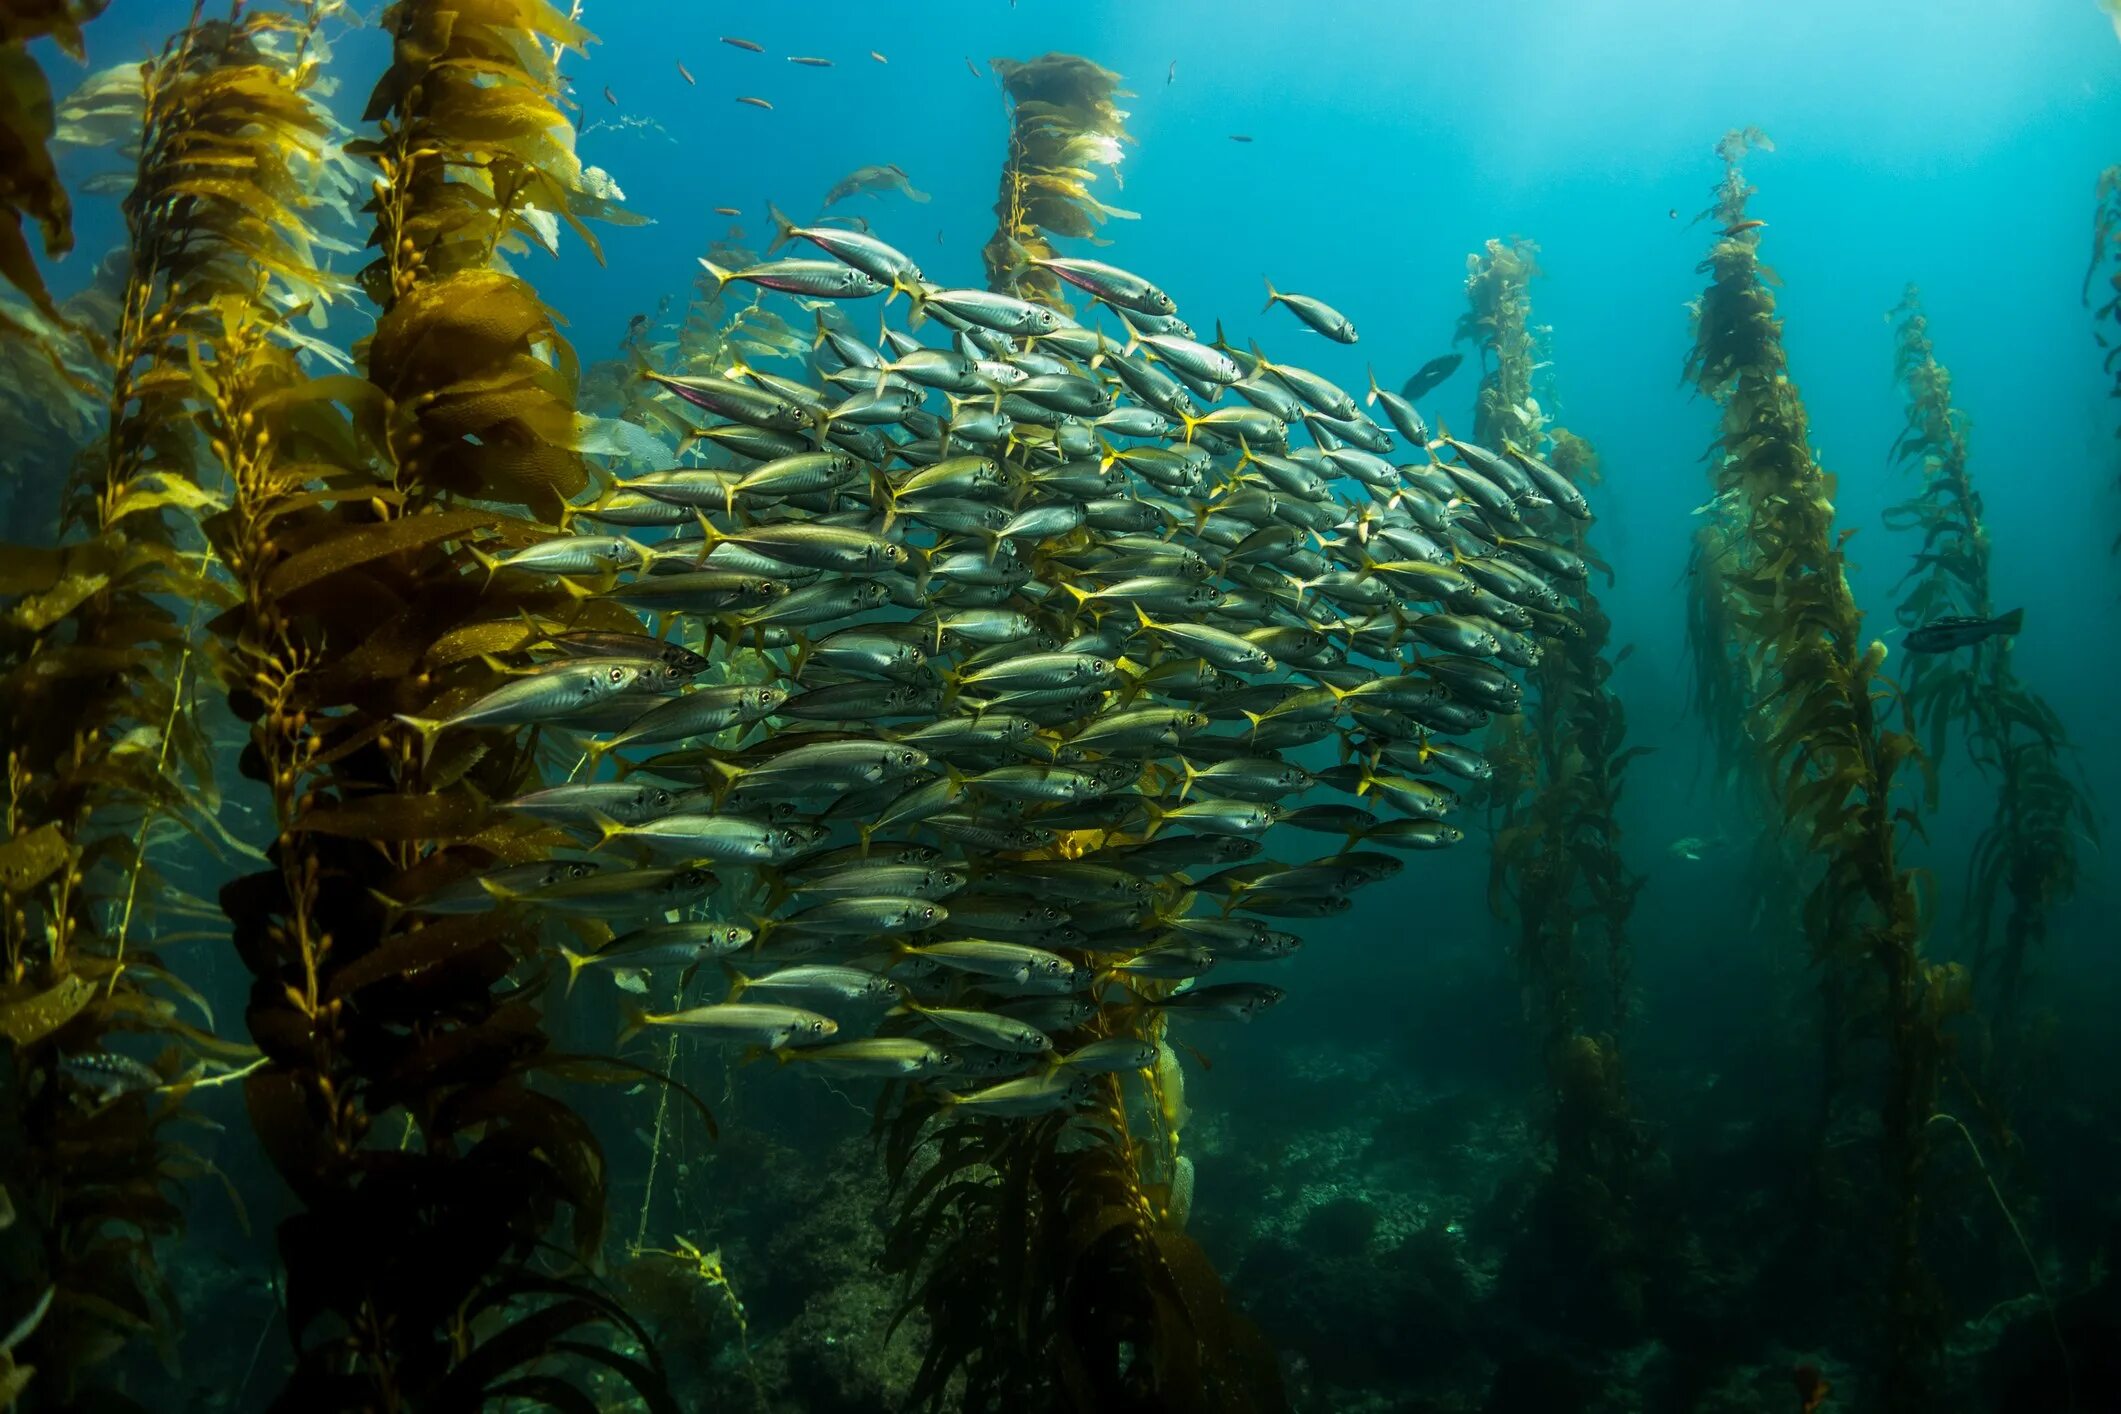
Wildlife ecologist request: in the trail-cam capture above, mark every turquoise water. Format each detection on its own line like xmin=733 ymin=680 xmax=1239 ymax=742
xmin=17 ymin=2 xmax=2121 ymax=1410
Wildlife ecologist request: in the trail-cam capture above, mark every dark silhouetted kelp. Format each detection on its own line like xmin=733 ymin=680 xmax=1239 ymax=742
xmin=1885 ymin=289 xmax=2097 ymax=1062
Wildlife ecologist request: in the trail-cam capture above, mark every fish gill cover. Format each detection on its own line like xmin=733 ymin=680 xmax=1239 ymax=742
xmin=0 ymin=4 xmax=2115 ymax=1413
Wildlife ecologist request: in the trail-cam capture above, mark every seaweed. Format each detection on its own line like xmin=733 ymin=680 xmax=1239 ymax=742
xmin=1469 ymin=238 xmax=1653 ymax=1336
xmin=148 ymin=2 xmax=673 ymax=1406
xmin=880 ymin=1072 xmax=1284 ymax=1414
xmin=1884 ymin=288 xmax=2097 ymax=1056
xmin=980 ymin=53 xmax=1137 ymax=305
xmin=1685 ymin=129 xmax=1958 ymax=1410
xmin=2083 ymin=165 xmax=2121 ymax=553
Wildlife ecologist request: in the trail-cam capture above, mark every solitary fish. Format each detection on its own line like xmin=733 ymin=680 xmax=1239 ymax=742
xmin=1229 ymin=134 xmax=1253 ymax=143
xmin=1262 ymin=279 xmax=1358 ymax=343
xmin=736 ymin=95 xmax=773 ymax=110
xmin=713 ymin=205 xmax=741 ymax=216
xmin=722 ymin=36 xmax=764 ymax=52
xmin=871 ymin=51 xmax=888 ymax=64
xmin=677 ymin=61 xmax=694 ymax=85
xmin=964 ymin=56 xmax=982 ymax=78
xmin=787 ymin=55 xmax=833 ymax=67
xmin=1400 ymin=353 xmax=1464 ymax=403
xmin=1904 ymin=608 xmax=2022 ymax=653
xmin=602 ymin=86 xmax=616 ymax=106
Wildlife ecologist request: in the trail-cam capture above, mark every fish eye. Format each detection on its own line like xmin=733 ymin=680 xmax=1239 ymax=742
xmin=608 ymin=667 xmax=625 ymax=682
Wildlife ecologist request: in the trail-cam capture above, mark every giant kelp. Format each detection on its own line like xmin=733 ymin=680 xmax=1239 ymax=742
xmin=980 ymin=53 xmax=1136 ymax=306
xmin=158 ymin=1 xmax=674 ymax=1406
xmin=1685 ymin=129 xmax=1959 ymax=1410
xmin=0 ymin=8 xmax=335 ymax=1401
xmin=1467 ymin=238 xmax=1652 ymax=1337
xmin=2083 ymin=165 xmax=2121 ymax=553
xmin=1885 ymin=289 xmax=2095 ymax=1050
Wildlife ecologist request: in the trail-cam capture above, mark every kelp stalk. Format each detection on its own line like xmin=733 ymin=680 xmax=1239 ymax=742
xmin=1685 ymin=129 xmax=1952 ymax=1409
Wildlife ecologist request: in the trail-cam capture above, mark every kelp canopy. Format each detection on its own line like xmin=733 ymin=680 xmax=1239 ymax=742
xmin=981 ymin=52 xmax=1137 ymax=304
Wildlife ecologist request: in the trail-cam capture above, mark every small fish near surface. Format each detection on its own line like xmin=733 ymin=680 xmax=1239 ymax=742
xmin=1903 ymin=608 xmax=2023 ymax=654
xmin=1400 ymin=352 xmax=1464 ymax=403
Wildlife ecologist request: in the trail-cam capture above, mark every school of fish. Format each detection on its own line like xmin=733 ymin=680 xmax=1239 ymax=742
xmin=398 ymin=218 xmax=1595 ymax=1118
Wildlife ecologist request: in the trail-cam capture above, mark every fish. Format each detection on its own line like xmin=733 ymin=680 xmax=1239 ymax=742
xmin=1229 ymin=134 xmax=1253 ymax=143
xmin=713 ymin=205 xmax=740 ymax=216
xmin=963 ymin=56 xmax=982 ymax=78
xmin=722 ymin=36 xmax=764 ymax=52
xmin=870 ymin=50 xmax=888 ymax=64
xmin=602 ymin=86 xmax=617 ymax=106
xmin=618 ymin=1002 xmax=837 ymax=1049
xmin=736 ymin=95 xmax=773 ymax=110
xmin=1903 ymin=608 xmax=2022 ymax=653
xmin=698 ymin=256 xmax=884 ymax=299
xmin=1262 ymin=279 xmax=1358 ymax=343
xmin=777 ymin=1037 xmax=953 ymax=1078
xmin=677 ymin=60 xmax=694 ymax=85
xmin=822 ymin=163 xmax=931 ymax=208
xmin=787 ymin=55 xmax=833 ymax=67
xmin=1167 ymin=59 xmax=1176 ymax=84
xmin=1400 ymin=353 xmax=1464 ymax=403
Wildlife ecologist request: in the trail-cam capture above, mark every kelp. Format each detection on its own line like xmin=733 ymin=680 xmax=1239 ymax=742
xmin=170 ymin=2 xmax=671 ymax=1407
xmin=980 ymin=53 xmax=1137 ymax=306
xmin=0 ymin=9 xmax=358 ymax=1400
xmin=2083 ymin=165 xmax=2121 ymax=552
xmin=881 ymin=1065 xmax=1283 ymax=1414
xmin=1470 ymin=239 xmax=1651 ymax=1334
xmin=0 ymin=0 xmax=108 ymax=327
xmin=1685 ymin=129 xmax=1956 ymax=1411
xmin=1885 ymin=289 xmax=2096 ymax=1046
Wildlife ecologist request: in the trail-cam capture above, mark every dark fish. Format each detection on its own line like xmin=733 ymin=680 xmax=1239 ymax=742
xmin=677 ymin=61 xmax=695 ymax=85
xmin=787 ymin=55 xmax=833 ymax=67
xmin=602 ymin=85 xmax=616 ymax=106
xmin=1903 ymin=608 xmax=2022 ymax=654
xmin=722 ymin=36 xmax=764 ymax=52
xmin=1400 ymin=353 xmax=1463 ymax=403
xmin=963 ymin=56 xmax=982 ymax=78
xmin=1229 ymin=134 xmax=1253 ymax=143
xmin=1167 ymin=60 xmax=1176 ymax=84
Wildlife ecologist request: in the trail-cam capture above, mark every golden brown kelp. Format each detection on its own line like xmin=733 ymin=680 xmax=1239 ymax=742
xmin=881 ymin=1066 xmax=1283 ymax=1414
xmin=1685 ymin=129 xmax=1956 ymax=1409
xmin=1468 ymin=240 xmax=1651 ymax=1333
xmin=0 ymin=1 xmax=107 ymax=330
xmin=188 ymin=2 xmax=673 ymax=1406
xmin=0 ymin=10 xmax=349 ymax=1401
xmin=980 ymin=53 xmax=1137 ymax=305
xmin=1885 ymin=288 xmax=2096 ymax=1046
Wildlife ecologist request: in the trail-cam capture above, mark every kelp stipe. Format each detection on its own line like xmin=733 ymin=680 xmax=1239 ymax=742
xmin=1464 ymin=238 xmax=1654 ymax=1337
xmin=1685 ymin=129 xmax=1959 ymax=1410
xmin=0 ymin=8 xmax=310 ymax=1402
xmin=177 ymin=3 xmax=672 ymax=1407
xmin=1884 ymin=290 xmax=2096 ymax=1062
xmin=2083 ymin=165 xmax=2121 ymax=553
xmin=980 ymin=53 xmax=1137 ymax=304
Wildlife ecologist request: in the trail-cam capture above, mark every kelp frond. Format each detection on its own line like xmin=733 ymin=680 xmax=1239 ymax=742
xmin=1686 ymin=131 xmax=1953 ymax=1410
xmin=981 ymin=53 xmax=1136 ymax=305
xmin=1886 ymin=287 xmax=2098 ymax=1035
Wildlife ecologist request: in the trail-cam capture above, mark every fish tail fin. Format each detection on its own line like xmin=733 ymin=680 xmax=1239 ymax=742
xmin=723 ymin=964 xmax=750 ymax=1004
xmin=1057 ymin=582 xmax=1093 ymax=610
xmin=465 ymin=541 xmax=504 ymax=590
xmin=1995 ymin=607 xmax=2025 ymax=636
xmin=1261 ymin=276 xmax=1279 ymax=313
xmin=559 ymin=943 xmax=594 ymax=999
xmin=1365 ymin=364 xmax=1382 ymax=406
xmin=697 ymin=256 xmax=735 ymax=294
xmin=1133 ymin=602 xmax=1157 ymax=635
xmin=617 ymin=1003 xmax=650 ymax=1047
xmin=1177 ymin=756 xmax=1201 ymax=803
xmin=690 ymin=510 xmax=726 ymax=567
xmin=1176 ymin=409 xmax=1202 ymax=445
xmin=586 ymin=809 xmax=629 ymax=851
xmin=906 ymin=284 xmax=930 ymax=330
xmin=1138 ymin=797 xmax=1169 ymax=840
xmin=765 ymin=201 xmax=797 ymax=255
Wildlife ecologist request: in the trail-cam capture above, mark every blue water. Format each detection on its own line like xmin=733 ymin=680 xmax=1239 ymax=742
xmin=27 ymin=1 xmax=2121 ymax=1407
